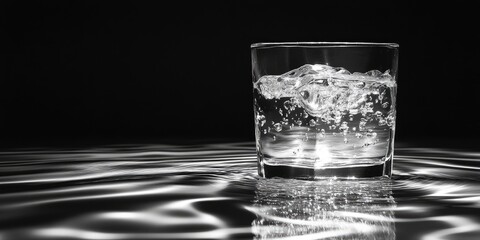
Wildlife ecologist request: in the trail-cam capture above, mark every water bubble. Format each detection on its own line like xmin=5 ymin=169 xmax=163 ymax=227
xmin=272 ymin=135 xmax=276 ymax=141
xmin=309 ymin=119 xmax=317 ymax=127
xmin=273 ymin=123 xmax=282 ymax=132
xmin=295 ymin=119 xmax=303 ymax=126
xmin=359 ymin=118 xmax=367 ymax=131
xmin=365 ymin=70 xmax=383 ymax=77
xmin=375 ymin=111 xmax=383 ymax=118
xmin=382 ymin=102 xmax=390 ymax=108
xmin=319 ymin=129 xmax=326 ymax=138
xmin=300 ymin=90 xmax=310 ymax=100
xmin=339 ymin=122 xmax=349 ymax=135
xmin=334 ymin=115 xmax=342 ymax=124
xmin=303 ymin=112 xmax=309 ymax=118
xmin=386 ymin=114 xmax=395 ymax=127
xmin=352 ymin=127 xmax=356 ymax=131
xmin=303 ymin=133 xmax=309 ymax=142
xmin=366 ymin=129 xmax=375 ymax=137
xmin=283 ymin=100 xmax=292 ymax=110
xmin=352 ymin=81 xmax=366 ymax=88
xmin=313 ymin=78 xmax=327 ymax=85
xmin=334 ymin=67 xmax=351 ymax=74
xmin=262 ymin=129 xmax=267 ymax=134
xmin=277 ymin=77 xmax=284 ymax=82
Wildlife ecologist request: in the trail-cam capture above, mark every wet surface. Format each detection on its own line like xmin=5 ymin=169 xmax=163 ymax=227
xmin=1 ymin=142 xmax=479 ymax=239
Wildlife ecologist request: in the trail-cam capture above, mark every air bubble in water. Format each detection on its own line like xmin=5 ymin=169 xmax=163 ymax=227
xmin=283 ymin=100 xmax=292 ymax=111
xmin=309 ymin=119 xmax=317 ymax=127
xmin=319 ymin=128 xmax=325 ymax=138
xmin=366 ymin=129 xmax=374 ymax=137
xmin=359 ymin=118 xmax=367 ymax=131
xmin=303 ymin=133 xmax=309 ymax=142
xmin=300 ymin=90 xmax=310 ymax=100
xmin=273 ymin=123 xmax=282 ymax=132
xmin=365 ymin=70 xmax=383 ymax=77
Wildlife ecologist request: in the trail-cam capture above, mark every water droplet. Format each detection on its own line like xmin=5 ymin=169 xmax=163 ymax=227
xmin=309 ymin=119 xmax=317 ymax=127
xmin=273 ymin=123 xmax=282 ymax=132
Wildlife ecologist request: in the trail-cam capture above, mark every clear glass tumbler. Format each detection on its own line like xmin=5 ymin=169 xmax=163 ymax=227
xmin=251 ymin=42 xmax=399 ymax=179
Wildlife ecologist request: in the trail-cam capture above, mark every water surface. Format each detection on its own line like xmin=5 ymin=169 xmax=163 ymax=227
xmin=1 ymin=142 xmax=479 ymax=239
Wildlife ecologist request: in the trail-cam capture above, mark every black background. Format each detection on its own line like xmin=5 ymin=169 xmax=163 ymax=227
xmin=1 ymin=0 xmax=479 ymax=148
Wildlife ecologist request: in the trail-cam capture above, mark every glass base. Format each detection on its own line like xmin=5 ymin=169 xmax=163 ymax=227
xmin=258 ymin=157 xmax=392 ymax=179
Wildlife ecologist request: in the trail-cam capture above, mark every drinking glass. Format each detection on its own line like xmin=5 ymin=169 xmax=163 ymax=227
xmin=251 ymin=42 xmax=399 ymax=179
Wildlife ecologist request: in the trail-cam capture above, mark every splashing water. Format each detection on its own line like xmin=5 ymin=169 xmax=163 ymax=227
xmin=253 ymin=64 xmax=397 ymax=173
xmin=0 ymin=143 xmax=480 ymax=240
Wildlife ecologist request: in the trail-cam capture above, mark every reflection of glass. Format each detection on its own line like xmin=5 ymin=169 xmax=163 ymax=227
xmin=249 ymin=178 xmax=396 ymax=239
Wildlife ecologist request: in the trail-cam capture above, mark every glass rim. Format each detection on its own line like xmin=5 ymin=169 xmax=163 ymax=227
xmin=251 ymin=42 xmax=399 ymax=49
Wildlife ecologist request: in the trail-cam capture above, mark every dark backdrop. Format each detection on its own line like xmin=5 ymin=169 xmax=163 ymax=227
xmin=1 ymin=0 xmax=479 ymax=147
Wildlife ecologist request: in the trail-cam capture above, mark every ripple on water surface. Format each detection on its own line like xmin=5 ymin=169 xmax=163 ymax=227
xmin=0 ymin=143 xmax=479 ymax=239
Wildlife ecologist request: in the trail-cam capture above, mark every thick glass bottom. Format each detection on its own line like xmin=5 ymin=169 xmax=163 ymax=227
xmin=258 ymin=156 xmax=392 ymax=179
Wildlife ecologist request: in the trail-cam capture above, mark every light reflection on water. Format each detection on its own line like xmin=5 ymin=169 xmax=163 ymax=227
xmin=0 ymin=143 xmax=479 ymax=240
xmin=249 ymin=178 xmax=396 ymax=240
